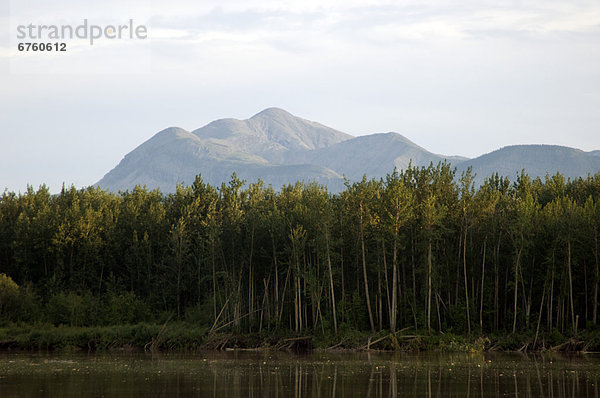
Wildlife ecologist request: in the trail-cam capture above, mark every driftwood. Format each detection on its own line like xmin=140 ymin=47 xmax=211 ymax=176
xmin=225 ymin=347 xmax=264 ymax=351
xmin=275 ymin=336 xmax=313 ymax=351
xmin=281 ymin=336 xmax=313 ymax=342
xmin=518 ymin=342 xmax=529 ymax=352
xmin=145 ymin=315 xmax=172 ymax=352
xmin=210 ymin=309 xmax=262 ymax=334
xmin=326 ymin=339 xmax=347 ymax=350
xmin=360 ymin=327 xmax=415 ymax=350
xmin=201 ymin=334 xmax=232 ymax=350
xmin=549 ymin=338 xmax=584 ymax=352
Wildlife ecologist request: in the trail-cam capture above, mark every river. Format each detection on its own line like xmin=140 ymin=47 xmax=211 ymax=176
xmin=1 ymin=350 xmax=600 ymax=397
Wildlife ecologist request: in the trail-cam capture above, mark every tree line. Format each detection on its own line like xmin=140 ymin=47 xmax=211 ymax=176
xmin=1 ymin=163 xmax=600 ymax=339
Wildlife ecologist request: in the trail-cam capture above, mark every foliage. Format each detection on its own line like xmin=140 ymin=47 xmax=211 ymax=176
xmin=1 ymin=169 xmax=600 ymax=347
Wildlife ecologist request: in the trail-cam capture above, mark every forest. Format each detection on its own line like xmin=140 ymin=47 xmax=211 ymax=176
xmin=1 ymin=163 xmax=600 ymax=350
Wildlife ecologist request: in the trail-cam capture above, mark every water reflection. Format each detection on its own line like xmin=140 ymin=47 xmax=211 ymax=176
xmin=1 ymin=351 xmax=600 ymax=397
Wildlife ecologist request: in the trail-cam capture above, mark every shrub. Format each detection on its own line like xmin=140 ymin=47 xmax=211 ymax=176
xmin=45 ymin=292 xmax=90 ymax=326
xmin=104 ymin=291 xmax=152 ymax=325
xmin=0 ymin=273 xmax=20 ymax=319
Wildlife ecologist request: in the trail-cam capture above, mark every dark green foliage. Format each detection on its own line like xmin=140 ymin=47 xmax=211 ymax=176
xmin=1 ymin=168 xmax=600 ymax=349
xmin=0 ymin=323 xmax=205 ymax=351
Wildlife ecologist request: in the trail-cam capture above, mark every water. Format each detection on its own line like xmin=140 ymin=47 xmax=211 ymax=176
xmin=1 ymin=350 xmax=600 ymax=397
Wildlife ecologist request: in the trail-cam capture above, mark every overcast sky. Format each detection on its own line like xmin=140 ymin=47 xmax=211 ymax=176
xmin=1 ymin=0 xmax=599 ymax=193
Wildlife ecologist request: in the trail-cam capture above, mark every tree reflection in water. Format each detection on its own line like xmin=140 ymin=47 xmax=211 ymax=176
xmin=1 ymin=352 xmax=600 ymax=397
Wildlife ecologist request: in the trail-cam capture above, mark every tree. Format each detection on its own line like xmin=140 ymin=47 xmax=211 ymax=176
xmin=382 ymin=170 xmax=414 ymax=332
xmin=507 ymin=173 xmax=538 ymax=333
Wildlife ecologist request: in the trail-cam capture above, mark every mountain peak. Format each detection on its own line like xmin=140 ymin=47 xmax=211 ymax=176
xmin=192 ymin=108 xmax=352 ymax=155
xmin=96 ymin=109 xmax=600 ymax=193
xmin=250 ymin=107 xmax=293 ymax=119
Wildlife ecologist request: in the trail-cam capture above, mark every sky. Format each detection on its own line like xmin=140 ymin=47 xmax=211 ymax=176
xmin=1 ymin=0 xmax=599 ymax=193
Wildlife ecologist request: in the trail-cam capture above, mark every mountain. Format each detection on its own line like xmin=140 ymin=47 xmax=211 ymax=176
xmin=456 ymin=145 xmax=600 ymax=185
xmin=283 ymin=132 xmax=466 ymax=181
xmin=97 ymin=108 xmax=351 ymax=192
xmin=589 ymin=150 xmax=600 ymax=158
xmin=96 ymin=108 xmax=600 ymax=193
xmin=191 ymin=108 xmax=353 ymax=163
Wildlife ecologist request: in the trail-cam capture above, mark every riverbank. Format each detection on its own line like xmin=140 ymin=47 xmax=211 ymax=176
xmin=2 ymin=323 xmax=600 ymax=353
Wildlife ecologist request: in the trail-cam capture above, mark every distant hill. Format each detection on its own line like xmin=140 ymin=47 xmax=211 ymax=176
xmin=283 ymin=132 xmax=465 ymax=181
xmin=589 ymin=150 xmax=600 ymax=158
xmin=96 ymin=109 xmax=600 ymax=192
xmin=456 ymin=145 xmax=600 ymax=185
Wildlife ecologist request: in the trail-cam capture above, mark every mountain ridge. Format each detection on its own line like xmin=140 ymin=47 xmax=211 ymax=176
xmin=96 ymin=109 xmax=600 ymax=192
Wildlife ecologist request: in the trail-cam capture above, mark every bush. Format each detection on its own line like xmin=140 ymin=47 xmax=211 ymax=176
xmin=184 ymin=300 xmax=213 ymax=325
xmin=104 ymin=292 xmax=152 ymax=325
xmin=0 ymin=274 xmax=42 ymax=324
xmin=45 ymin=292 xmax=91 ymax=326
xmin=0 ymin=273 xmax=20 ymax=319
xmin=15 ymin=284 xmax=42 ymax=323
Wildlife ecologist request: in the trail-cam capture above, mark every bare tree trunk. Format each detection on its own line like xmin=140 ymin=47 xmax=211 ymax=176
xmin=548 ymin=250 xmax=555 ymax=331
xmin=456 ymin=236 xmax=462 ymax=306
xmin=512 ymin=245 xmax=522 ymax=334
xmin=533 ymin=284 xmax=546 ymax=349
xmin=594 ymin=227 xmax=599 ymax=324
xmin=401 ymin=244 xmax=407 ymax=321
xmin=259 ymin=276 xmax=270 ymax=333
xmin=480 ymin=236 xmax=487 ymax=330
xmin=567 ymin=240 xmax=576 ymax=335
xmin=294 ymin=272 xmax=299 ymax=333
xmin=360 ymin=203 xmax=375 ymax=333
xmin=296 ymin=273 xmax=302 ymax=332
xmin=427 ymin=238 xmax=433 ymax=334
xmin=173 ymin=222 xmax=185 ymax=320
xmin=248 ymin=225 xmax=255 ymax=330
xmin=211 ymin=235 xmax=217 ymax=322
xmin=435 ymin=290 xmax=442 ymax=332
xmin=339 ymin=216 xmax=345 ymax=308
xmin=520 ymin=263 xmax=532 ymax=329
xmin=234 ymin=267 xmax=243 ymax=328
xmin=494 ymin=236 xmax=500 ymax=331
xmin=391 ymin=231 xmax=398 ymax=333
xmin=272 ymin=235 xmax=279 ymax=325
xmin=98 ymin=263 xmax=104 ymax=295
xmin=325 ymin=229 xmax=338 ymax=335
xmin=177 ymin=260 xmax=181 ymax=319
xmin=585 ymin=258 xmax=589 ymax=324
xmin=463 ymin=228 xmax=471 ymax=335
xmin=377 ymin=267 xmax=383 ymax=330
xmin=382 ymin=239 xmax=391 ymax=329
xmin=278 ymin=265 xmax=291 ymax=328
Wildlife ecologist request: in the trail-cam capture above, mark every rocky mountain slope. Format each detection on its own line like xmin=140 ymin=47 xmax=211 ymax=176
xmin=96 ymin=108 xmax=600 ymax=192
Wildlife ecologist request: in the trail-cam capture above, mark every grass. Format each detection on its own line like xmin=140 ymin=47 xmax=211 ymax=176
xmin=0 ymin=323 xmax=207 ymax=351
xmin=2 ymin=322 xmax=600 ymax=353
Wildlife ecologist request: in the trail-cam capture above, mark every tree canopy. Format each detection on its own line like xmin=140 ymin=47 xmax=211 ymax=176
xmin=2 ymin=165 xmax=600 ymax=339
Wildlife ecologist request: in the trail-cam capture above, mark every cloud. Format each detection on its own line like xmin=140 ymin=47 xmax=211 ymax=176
xmin=2 ymin=0 xmax=600 ymax=192
xmin=139 ymin=1 xmax=600 ymax=56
